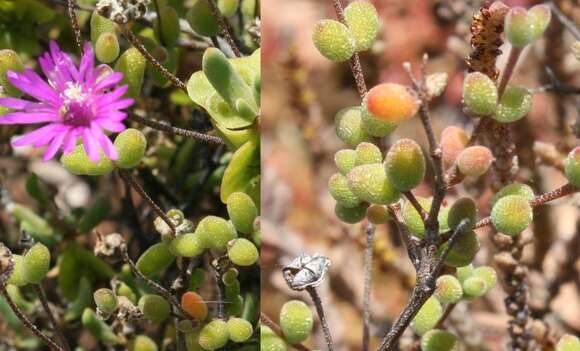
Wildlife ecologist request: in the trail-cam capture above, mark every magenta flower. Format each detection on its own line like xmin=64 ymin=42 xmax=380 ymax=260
xmin=0 ymin=41 xmax=133 ymax=161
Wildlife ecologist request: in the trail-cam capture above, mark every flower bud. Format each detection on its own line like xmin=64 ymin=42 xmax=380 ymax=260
xmin=385 ymin=138 xmax=426 ymax=191
xmin=505 ymin=7 xmax=534 ymax=48
xmin=347 ymin=164 xmax=400 ymax=205
xmin=129 ymin=335 xmax=158 ymax=351
xmin=410 ymin=296 xmax=442 ymax=336
xmin=61 ymin=144 xmax=115 ymax=176
xmin=365 ymin=83 xmax=419 ymax=123
xmin=199 ymin=320 xmax=229 ymax=350
xmin=335 ymin=203 xmax=367 ymax=224
xmin=441 ymin=126 xmax=468 ymax=170
xmin=556 ymin=335 xmax=580 ymax=351
xmin=421 ymin=329 xmax=460 ymax=351
xmin=462 ymin=276 xmax=488 ymax=298
xmin=187 ymin=0 xmax=219 ymax=37
xmin=90 ymin=11 xmax=115 ymax=44
xmin=154 ymin=6 xmax=180 ymax=47
xmin=227 ymin=192 xmax=258 ymax=234
xmin=493 ymin=85 xmax=532 ymax=123
xmin=227 ymin=317 xmax=253 ymax=343
xmin=261 ymin=326 xmax=288 ymax=351
xmin=344 ymin=1 xmax=379 ymax=52
xmin=491 ymin=195 xmax=532 ymax=236
xmin=181 ymin=292 xmax=208 ymax=320
xmin=355 ymin=142 xmax=382 ymax=166
xmin=280 ymin=300 xmax=313 ymax=344
xmin=335 ymin=107 xmax=371 ymax=147
xmin=228 ymin=238 xmax=259 ymax=266
xmin=22 ymin=243 xmax=50 ymax=284
xmin=95 ymin=33 xmax=120 ymax=63
xmin=564 ymin=147 xmax=580 ymax=187
xmin=491 ymin=182 xmax=535 ymax=207
xmin=434 ymin=275 xmax=463 ymax=304
xmin=361 ymin=99 xmax=398 ymax=137
xmin=169 ymin=233 xmax=204 ymax=257
xmin=0 ymin=50 xmax=24 ymax=96
xmin=462 ymin=72 xmax=498 ymax=116
xmin=94 ymin=288 xmax=118 ymax=315
xmin=7 ymin=255 xmax=28 ymax=287
xmin=457 ymin=145 xmax=493 ymax=177
xmin=329 ymin=173 xmax=362 ymax=208
xmin=113 ymin=128 xmax=147 ymax=169
xmin=138 ymin=294 xmax=170 ymax=323
xmin=472 ymin=266 xmax=497 ymax=291
xmin=195 ymin=216 xmax=238 ymax=250
xmin=312 ymin=20 xmax=356 ymax=62
xmin=335 ymin=149 xmax=357 ymax=175
xmin=447 ymin=197 xmax=477 ymax=232
xmin=218 ymin=0 xmax=239 ymax=17
xmin=366 ymin=204 xmax=389 ymax=224
xmin=440 ymin=230 xmax=480 ymax=267
xmin=114 ymin=47 xmax=146 ymax=98
xmin=135 ymin=243 xmax=175 ymax=277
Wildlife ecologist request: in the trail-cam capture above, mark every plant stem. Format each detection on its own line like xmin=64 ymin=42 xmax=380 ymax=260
xmin=434 ymin=303 xmax=457 ymax=329
xmin=127 ymin=113 xmax=225 ymax=145
xmin=260 ymin=313 xmax=312 ymax=351
xmin=402 ymin=191 xmax=428 ymax=222
xmin=33 ymin=284 xmax=71 ymax=351
xmin=206 ymin=0 xmax=242 ymax=57
xmin=306 ymin=287 xmax=335 ymax=351
xmin=66 ymin=0 xmax=83 ymax=53
xmin=497 ymin=47 xmax=522 ymax=99
xmin=118 ymin=169 xmax=176 ymax=237
xmin=121 ymin=27 xmax=187 ymax=91
xmin=362 ymin=223 xmax=375 ymax=351
xmin=0 ymin=284 xmax=64 ymax=351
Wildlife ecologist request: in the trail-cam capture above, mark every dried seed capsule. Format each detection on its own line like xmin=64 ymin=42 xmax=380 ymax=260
xmin=312 ymin=19 xmax=356 ymax=62
xmin=434 ymin=275 xmax=463 ymax=304
xmin=113 ymin=128 xmax=147 ymax=169
xmin=385 ymin=138 xmax=426 ymax=191
xmin=491 ymin=182 xmax=535 ymax=207
xmin=0 ymin=49 xmax=24 ymax=96
xmin=401 ymin=197 xmax=450 ymax=238
xmin=7 ymin=255 xmax=28 ymax=287
xmin=169 ymin=233 xmax=204 ymax=257
xmin=528 ymin=4 xmax=551 ymax=40
xmin=335 ymin=203 xmax=367 ymax=224
xmin=154 ymin=6 xmax=180 ymax=47
xmin=344 ymin=1 xmax=379 ymax=52
xmin=138 ymin=294 xmax=171 ymax=323
xmin=90 ymin=11 xmax=115 ymax=44
xmin=135 ymin=243 xmax=175 ymax=277
xmin=195 ymin=216 xmax=238 ymax=250
xmin=22 ymin=243 xmax=50 ymax=284
xmin=426 ymin=73 xmax=449 ymax=98
xmin=227 ymin=192 xmax=258 ymax=234
xmin=114 ymin=47 xmax=146 ymax=98
xmin=335 ymin=149 xmax=357 ymax=175
xmin=61 ymin=144 xmax=115 ymax=176
xmin=181 ymin=291 xmax=208 ymax=320
xmin=493 ymin=85 xmax=532 ymax=123
xmin=261 ymin=326 xmax=288 ymax=351
xmin=227 ymin=238 xmax=259 ymax=266
xmin=366 ymin=204 xmax=389 ymax=224
xmin=565 ymin=147 xmax=580 ymax=187
xmin=218 ymin=0 xmax=239 ymax=17
xmin=421 ymin=329 xmax=460 ymax=351
xmin=456 ymin=264 xmax=473 ymax=284
xmin=505 ymin=7 xmax=534 ymax=48
xmin=491 ymin=195 xmax=533 ymax=236
xmin=447 ymin=197 xmax=477 ymax=232
xmin=198 ymin=320 xmax=229 ymax=350
xmin=335 ymin=106 xmax=371 ymax=147
xmin=129 ymin=335 xmax=158 ymax=351
xmin=556 ymin=334 xmax=580 ymax=351
xmin=441 ymin=126 xmax=469 ymax=170
xmin=457 ymin=146 xmax=493 ymax=177
xmin=462 ymin=72 xmax=498 ymax=116
xmin=440 ymin=230 xmax=480 ymax=267
xmin=361 ymin=98 xmax=398 ymax=137
xmin=365 ymin=83 xmax=419 ymax=123
xmin=472 ymin=266 xmax=497 ymax=291
xmin=347 ymin=164 xmax=400 ymax=205
xmin=410 ymin=296 xmax=442 ymax=336
xmin=329 ymin=173 xmax=362 ymax=208
xmin=355 ymin=142 xmax=382 ymax=165
xmin=94 ymin=288 xmax=118 ymax=315
xmin=186 ymin=0 xmax=219 ymax=37
xmin=227 ymin=317 xmax=253 ymax=343
xmin=95 ymin=32 xmax=120 ymax=63
xmin=280 ymin=300 xmax=313 ymax=344
xmin=462 ymin=276 xmax=488 ymax=298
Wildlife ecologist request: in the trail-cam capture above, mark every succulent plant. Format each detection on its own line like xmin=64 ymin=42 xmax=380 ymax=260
xmin=491 ymin=195 xmax=533 ymax=236
xmin=279 ymin=300 xmax=314 ymax=344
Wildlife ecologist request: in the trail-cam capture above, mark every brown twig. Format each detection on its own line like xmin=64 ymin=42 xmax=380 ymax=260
xmin=306 ymin=286 xmax=335 ymax=351
xmin=66 ymin=0 xmax=83 ymax=53
xmin=260 ymin=313 xmax=312 ymax=351
xmin=33 ymin=284 xmax=71 ymax=351
xmin=206 ymin=0 xmax=242 ymax=57
xmin=362 ymin=223 xmax=375 ymax=351
xmin=402 ymin=191 xmax=428 ymax=223
xmin=497 ymin=47 xmax=522 ymax=99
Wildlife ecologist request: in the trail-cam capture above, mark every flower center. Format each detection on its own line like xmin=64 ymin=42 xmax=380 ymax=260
xmin=60 ymin=82 xmax=94 ymax=126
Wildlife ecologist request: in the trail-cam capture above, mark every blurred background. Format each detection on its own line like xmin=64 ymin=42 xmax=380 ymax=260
xmin=261 ymin=0 xmax=580 ymax=350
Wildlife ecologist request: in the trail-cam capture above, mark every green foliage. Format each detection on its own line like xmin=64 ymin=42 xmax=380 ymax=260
xmin=440 ymin=230 xmax=480 ymax=267
xmin=366 ymin=204 xmax=389 ymax=224
xmin=135 ymin=243 xmax=175 ymax=277
xmin=556 ymin=335 xmax=580 ymax=351
xmin=227 ymin=192 xmax=258 ymax=234
xmin=129 ymin=335 xmax=159 ymax=351
xmin=462 ymin=276 xmax=487 ymax=298
xmin=114 ymin=47 xmax=146 ymax=98
xmin=90 ymin=11 xmax=115 ymax=44
xmin=199 ymin=319 xmax=230 ymax=350
xmin=410 ymin=296 xmax=442 ymax=336
xmin=138 ymin=294 xmax=171 ymax=323
xmin=22 ymin=243 xmax=50 ymax=284
xmin=385 ymin=138 xmax=425 ymax=191
xmin=343 ymin=1 xmax=379 ymax=52
xmin=493 ymin=85 xmax=532 ymax=123
xmin=60 ymin=145 xmax=115 ymax=176
xmin=491 ymin=195 xmax=533 ymax=236
xmin=329 ymin=173 xmax=361 ymax=208
xmin=335 ymin=106 xmax=371 ymax=147
xmin=218 ymin=0 xmax=240 ymax=17
xmin=421 ymin=329 xmax=460 ymax=351
xmin=0 ymin=49 xmax=24 ymax=96
xmin=95 ymin=32 xmax=120 ymax=63
xmin=457 ymin=146 xmax=493 ymax=177
xmin=565 ymin=147 xmax=580 ymax=187
xmin=113 ymin=128 xmax=147 ymax=169
xmin=93 ymin=288 xmax=118 ymax=315
xmin=169 ymin=233 xmax=204 ymax=257
xmin=227 ymin=317 xmax=253 ymax=343
xmin=261 ymin=325 xmax=288 ymax=351
xmin=335 ymin=149 xmax=357 ymax=175
xmin=154 ymin=5 xmax=180 ymax=47
xmin=82 ymin=308 xmax=120 ymax=344
xmin=196 ymin=216 xmax=238 ymax=250
xmin=505 ymin=5 xmax=550 ymax=48
xmin=186 ymin=0 xmax=219 ymax=37
xmin=228 ymin=238 xmax=259 ymax=266
xmin=434 ymin=275 xmax=463 ymax=304
xmin=401 ymin=197 xmax=450 ymax=238
xmin=462 ymin=72 xmax=498 ymax=116
xmin=279 ymin=300 xmax=313 ymax=344
xmin=360 ymin=99 xmax=398 ymax=137
xmin=6 ymin=255 xmax=28 ymax=287
xmin=447 ymin=197 xmax=477 ymax=231
xmin=347 ymin=163 xmax=400 ymax=205
xmin=355 ymin=142 xmax=382 ymax=165
xmin=491 ymin=183 xmax=535 ymax=207
xmin=334 ymin=203 xmax=367 ymax=224
xmin=312 ymin=19 xmax=355 ymax=62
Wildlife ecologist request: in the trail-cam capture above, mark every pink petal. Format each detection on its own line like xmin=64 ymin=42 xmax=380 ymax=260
xmin=95 ymin=118 xmax=126 ymax=132
xmin=11 ymin=124 xmax=64 ymax=147
xmin=0 ymin=111 xmax=59 ymax=124
xmin=79 ymin=43 xmax=95 ymax=82
xmin=43 ymin=131 xmax=66 ymax=161
xmin=93 ymin=126 xmax=118 ymax=160
xmin=0 ymin=97 xmax=33 ymax=109
xmin=94 ymin=72 xmax=123 ymax=91
xmin=62 ymin=129 xmax=78 ymax=154
xmin=97 ymin=98 xmax=134 ymax=112
xmin=7 ymin=70 xmax=60 ymax=106
xmin=96 ymin=85 xmax=129 ymax=105
xmin=82 ymin=127 xmax=100 ymax=161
